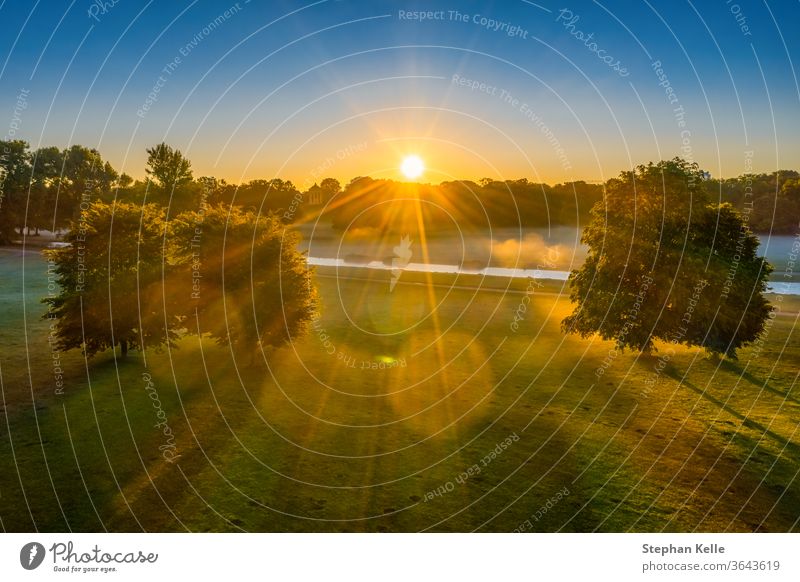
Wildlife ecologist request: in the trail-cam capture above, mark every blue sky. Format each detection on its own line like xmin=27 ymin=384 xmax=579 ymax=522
xmin=1 ymin=0 xmax=798 ymax=184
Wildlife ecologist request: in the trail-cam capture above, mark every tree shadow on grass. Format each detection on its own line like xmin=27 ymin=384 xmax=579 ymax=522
xmin=662 ymin=367 xmax=800 ymax=458
xmin=716 ymin=359 xmax=800 ymax=407
xmin=687 ymin=425 xmax=800 ymax=532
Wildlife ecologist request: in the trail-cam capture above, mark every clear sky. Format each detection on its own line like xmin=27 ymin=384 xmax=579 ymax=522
xmin=1 ymin=0 xmax=798 ymax=186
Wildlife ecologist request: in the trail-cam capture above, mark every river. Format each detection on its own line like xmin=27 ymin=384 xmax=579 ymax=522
xmin=298 ymin=225 xmax=800 ymax=295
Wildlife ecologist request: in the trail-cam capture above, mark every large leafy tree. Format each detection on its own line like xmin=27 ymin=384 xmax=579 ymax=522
xmin=170 ymin=205 xmax=318 ymax=361
xmin=563 ymin=158 xmax=772 ymax=358
xmin=44 ymin=202 xmax=177 ymax=357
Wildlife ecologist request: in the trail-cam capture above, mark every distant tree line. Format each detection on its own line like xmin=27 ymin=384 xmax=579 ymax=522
xmin=323 ymin=172 xmax=800 ymax=234
xmin=708 ymin=171 xmax=800 ymax=234
xmin=3 ymin=139 xmax=796 ymax=244
xmin=0 ymin=139 xmax=335 ymax=244
xmin=321 ymin=177 xmax=605 ymax=232
xmin=0 ymin=140 xmax=118 ymax=243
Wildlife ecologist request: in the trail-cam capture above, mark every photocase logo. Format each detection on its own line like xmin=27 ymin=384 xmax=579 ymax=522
xmin=390 ymin=235 xmax=412 ymax=291
xmin=20 ymin=542 xmax=46 ymax=570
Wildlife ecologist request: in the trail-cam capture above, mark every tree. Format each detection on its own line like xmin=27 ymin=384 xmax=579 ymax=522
xmin=714 ymin=170 xmax=800 ymax=234
xmin=0 ymin=139 xmax=31 ymax=243
xmin=43 ymin=201 xmax=177 ymax=358
xmin=319 ymin=177 xmax=340 ymax=198
xmin=145 ymin=143 xmax=193 ymax=210
xmin=117 ymin=173 xmax=133 ymax=188
xmin=29 ymin=146 xmax=63 ymax=234
xmin=58 ymin=145 xmax=118 ymax=228
xmin=169 ymin=204 xmax=318 ymax=362
xmin=563 ymin=158 xmax=772 ymax=358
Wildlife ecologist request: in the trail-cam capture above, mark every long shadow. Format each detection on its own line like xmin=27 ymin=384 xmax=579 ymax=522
xmin=717 ymin=359 xmax=800 ymax=407
xmin=0 ymin=350 xmax=131 ymax=531
xmin=663 ymin=368 xmax=800 ymax=457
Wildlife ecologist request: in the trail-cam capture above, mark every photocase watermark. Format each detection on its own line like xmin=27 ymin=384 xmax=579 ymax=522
xmin=341 ymin=355 xmax=407 ymax=370
xmin=137 ymin=2 xmax=246 ymax=119
xmin=390 ymin=235 xmax=412 ymax=291
xmin=20 ymin=540 xmax=159 ymax=573
xmin=778 ymin=224 xmax=800 ymax=292
xmin=46 ymin=541 xmax=158 ymax=574
xmin=189 ymin=183 xmax=211 ymax=300
xmin=726 ymin=0 xmax=753 ymax=37
xmin=5 ymin=88 xmax=29 ymax=139
xmin=300 ymin=141 xmax=369 ymax=191
xmin=45 ymin=256 xmax=65 ymax=395
xmin=741 ymin=208 xmax=782 ymax=362
xmin=142 ymin=372 xmax=181 ymax=463
xmin=721 ymin=150 xmax=755 ymax=300
xmin=422 ymin=432 xmax=519 ymax=502
xmin=87 ymin=0 xmax=121 ymax=22
xmin=0 ymin=88 xmax=29 ymax=213
xmin=652 ymin=60 xmax=697 ymax=188
xmin=73 ymin=181 xmax=96 ymax=292
xmin=640 ymin=278 xmax=709 ymax=399
xmin=282 ymin=190 xmax=305 ymax=223
xmin=511 ymin=248 xmax=560 ymax=332
xmin=178 ymin=2 xmax=248 ymax=58
xmin=398 ymin=9 xmax=529 ymax=39
xmin=20 ymin=542 xmax=46 ymax=570
xmin=311 ymin=314 xmax=336 ymax=356
xmin=511 ymin=277 xmax=544 ymax=332
xmin=739 ymin=222 xmax=795 ymax=362
xmin=451 ymin=74 xmax=572 ymax=170
xmin=310 ymin=314 xmax=407 ymax=370
xmin=555 ymin=8 xmax=629 ymax=77
xmin=513 ymin=486 xmax=570 ymax=531
xmin=288 ymin=141 xmax=369 ymax=222
xmin=740 ymin=307 xmax=778 ymax=363
xmin=595 ymin=274 xmax=653 ymax=379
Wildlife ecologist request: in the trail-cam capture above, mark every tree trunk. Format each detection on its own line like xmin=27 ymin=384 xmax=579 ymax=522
xmin=120 ymin=340 xmax=128 ymax=358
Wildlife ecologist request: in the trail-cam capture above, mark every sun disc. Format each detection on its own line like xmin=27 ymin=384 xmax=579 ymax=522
xmin=400 ymin=155 xmax=424 ymax=179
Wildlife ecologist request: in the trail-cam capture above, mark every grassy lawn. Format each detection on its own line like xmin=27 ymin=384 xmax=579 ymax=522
xmin=1 ymin=247 xmax=799 ymax=532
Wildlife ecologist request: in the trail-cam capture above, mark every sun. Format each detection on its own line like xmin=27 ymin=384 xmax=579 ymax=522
xmin=400 ymin=155 xmax=424 ymax=180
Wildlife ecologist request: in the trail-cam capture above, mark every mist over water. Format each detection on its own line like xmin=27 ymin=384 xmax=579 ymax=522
xmin=298 ymin=225 xmax=800 ymax=294
xmin=297 ymin=225 xmax=584 ymax=270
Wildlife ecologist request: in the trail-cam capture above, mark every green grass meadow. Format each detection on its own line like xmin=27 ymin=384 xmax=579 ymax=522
xmin=1 ymin=247 xmax=799 ymax=532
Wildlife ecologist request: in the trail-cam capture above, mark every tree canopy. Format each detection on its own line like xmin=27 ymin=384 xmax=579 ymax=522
xmin=563 ymin=158 xmax=773 ymax=358
xmin=169 ymin=204 xmax=318 ymax=355
xmin=44 ymin=198 xmax=318 ymax=361
xmin=43 ymin=202 xmax=174 ymax=357
xmin=145 ymin=143 xmax=193 ymax=192
xmin=1 ymin=141 xmax=118 ymax=242
xmin=2 ymin=140 xmax=796 ymax=244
